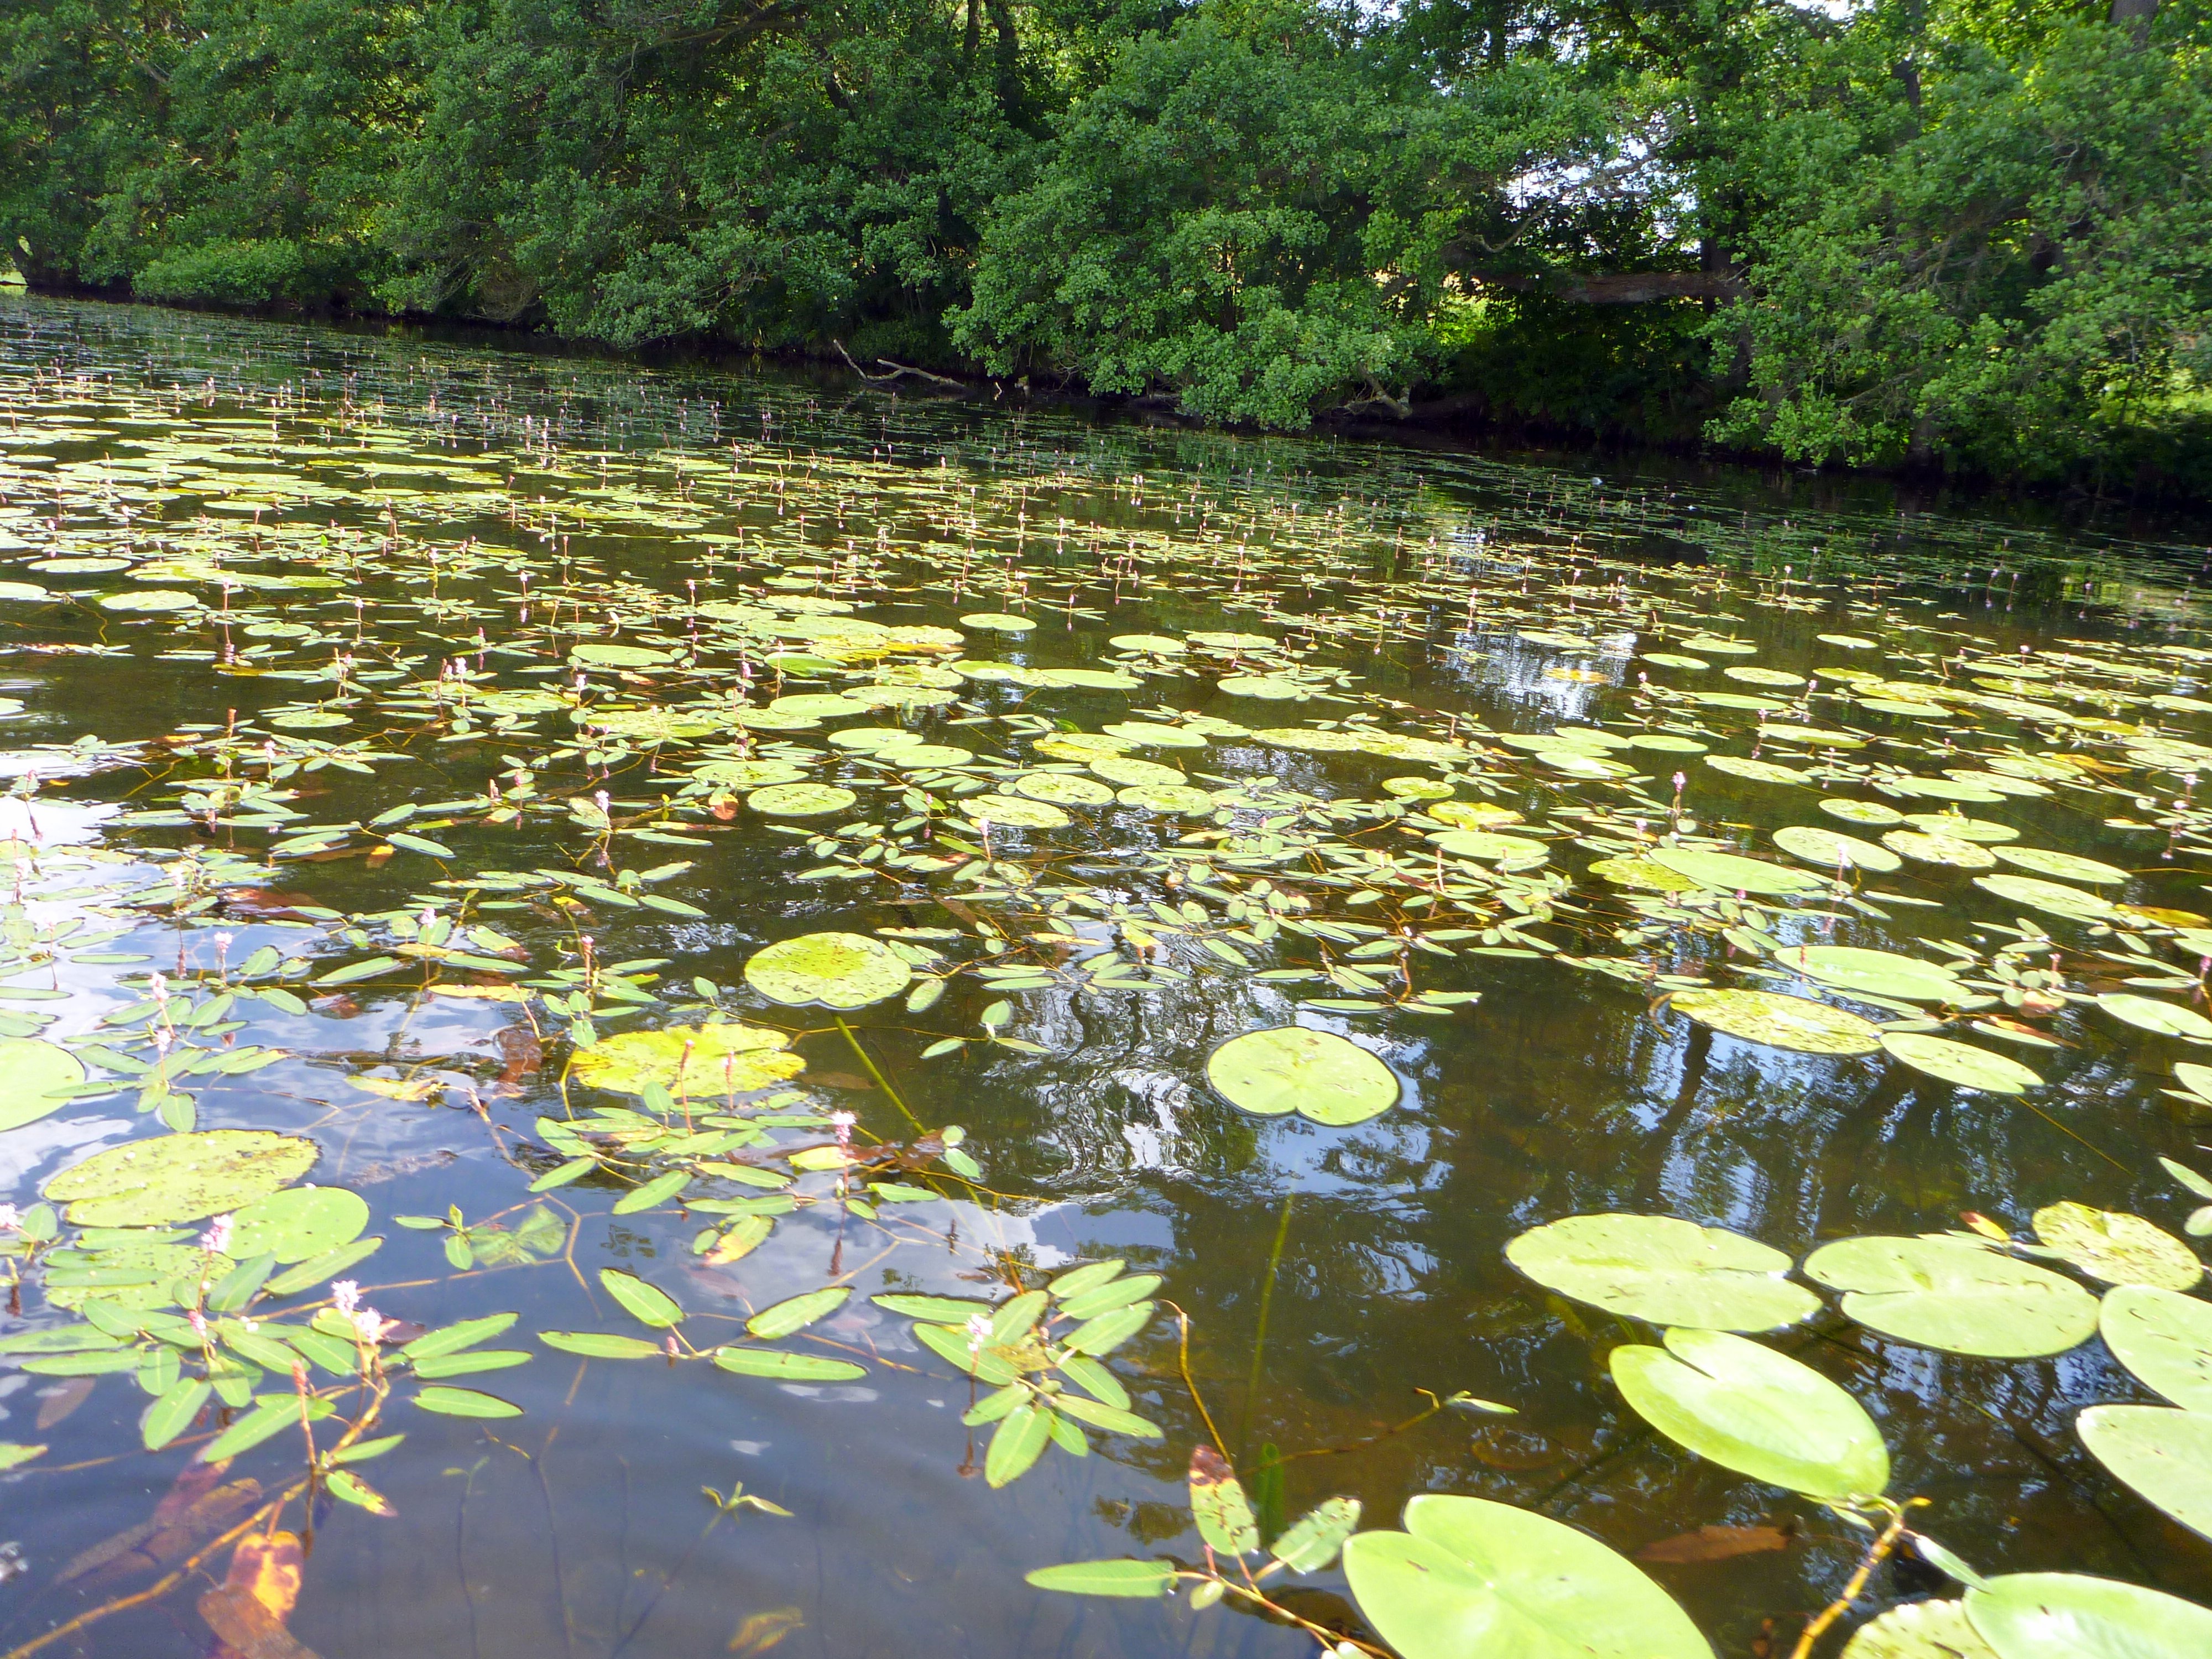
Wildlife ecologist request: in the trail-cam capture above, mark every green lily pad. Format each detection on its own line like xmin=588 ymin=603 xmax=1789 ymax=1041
xmin=1341 ymin=1495 xmax=1712 ymax=1659
xmin=2099 ymin=994 xmax=2212 ymax=1043
xmin=1802 ymin=1235 xmax=2098 ymax=1357
xmin=1902 ymin=813 xmax=2017 ymax=844
xmin=743 ymin=932 xmax=912 ymax=1009
xmin=1973 ymin=874 xmax=2115 ymax=918
xmin=965 ymin=794 xmax=1071 ymax=829
xmin=1774 ymin=826 xmax=1902 ymax=874
xmin=571 ymin=1023 xmax=805 ymax=1096
xmin=692 ymin=759 xmax=809 ymax=787
xmin=959 ymin=612 xmax=1035 ymax=632
xmin=2099 ymin=1285 xmax=2212 ymax=1411
xmin=1820 ymin=798 xmax=1906 ymax=826
xmin=2077 ymin=1405 xmax=2212 ymax=1541
xmin=1115 ymin=784 xmax=1217 ymax=815
xmin=1842 ymin=1600 xmax=1997 ymax=1659
xmin=1504 ymin=1214 xmax=1820 ymax=1332
xmin=1704 ymin=755 xmax=1807 ymax=785
xmin=1991 ymin=847 xmax=2130 ymax=886
xmin=45 ymin=1130 xmax=319 ymax=1226
xmin=1648 ymin=848 xmax=1825 ymax=897
xmin=1643 ymin=653 xmax=1710 ymax=670
xmin=569 ymin=643 xmax=671 ymax=667
xmin=1091 ymin=755 xmax=1186 ymax=788
xmin=1881 ymin=1034 xmax=2042 ymax=1093
xmin=1427 ymin=830 xmax=1550 ymax=868
xmin=747 ymin=782 xmax=857 ymax=817
xmin=1964 ymin=1572 xmax=2212 ymax=1659
xmin=1882 ymin=831 xmax=1997 ymax=869
xmin=2032 ymin=1203 xmax=2201 ymax=1290
xmin=97 ymin=589 xmax=197 ymax=612
xmin=0 ymin=1039 xmax=87 ymax=1132
xmin=228 ymin=1186 xmax=370 ymax=1263
xmin=1013 ymin=772 xmax=1115 ymax=806
xmin=1205 ymin=1027 xmax=1400 ymax=1126
xmin=1589 ymin=855 xmax=1704 ymax=893
xmin=1667 ymin=989 xmax=1884 ymax=1055
xmin=1773 ymin=946 xmax=1962 ymax=1003
xmin=1611 ymin=1327 xmax=1890 ymax=1499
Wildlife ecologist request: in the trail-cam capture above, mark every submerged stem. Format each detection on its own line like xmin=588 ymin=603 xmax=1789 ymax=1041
xmin=833 ymin=1016 xmax=923 ymax=1131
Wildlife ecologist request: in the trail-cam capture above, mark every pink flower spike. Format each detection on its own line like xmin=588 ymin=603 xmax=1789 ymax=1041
xmin=0 ymin=1204 xmax=19 ymax=1233
xmin=351 ymin=1307 xmax=387 ymax=1345
xmin=188 ymin=1308 xmax=209 ymax=1340
xmin=200 ymin=1214 xmax=233 ymax=1255
xmin=330 ymin=1279 xmax=361 ymax=1317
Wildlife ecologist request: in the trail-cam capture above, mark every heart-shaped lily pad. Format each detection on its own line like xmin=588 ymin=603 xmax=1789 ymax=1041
xmin=743 ymin=932 xmax=912 ymax=1009
xmin=1610 ymin=1327 xmax=1890 ymax=1500
xmin=45 ymin=1130 xmax=319 ymax=1226
xmin=2098 ymin=994 xmax=2212 ymax=1043
xmin=1774 ymin=946 xmax=1961 ymax=1003
xmin=0 ymin=1039 xmax=87 ymax=1133
xmin=1775 ymin=826 xmax=1901 ymax=874
xmin=1206 ymin=1027 xmax=1399 ymax=1126
xmin=1802 ymin=1235 xmax=2097 ymax=1358
xmin=1964 ymin=1572 xmax=2212 ymax=1659
xmin=1341 ymin=1495 xmax=1712 ymax=1659
xmin=228 ymin=1186 xmax=371 ymax=1263
xmin=1667 ymin=990 xmax=1883 ymax=1056
xmin=2032 ymin=1203 xmax=2200 ymax=1290
xmin=747 ymin=782 xmax=857 ymax=818
xmin=1880 ymin=1034 xmax=2042 ymax=1094
xmin=571 ymin=1023 xmax=806 ymax=1097
xmin=1991 ymin=847 xmax=2130 ymax=886
xmin=1647 ymin=848 xmax=1825 ymax=898
xmin=2077 ymin=1405 xmax=2212 ymax=1541
xmin=2099 ymin=1285 xmax=2212 ymax=1411
xmin=1504 ymin=1214 xmax=1819 ymax=1332
xmin=1841 ymin=1600 xmax=1997 ymax=1659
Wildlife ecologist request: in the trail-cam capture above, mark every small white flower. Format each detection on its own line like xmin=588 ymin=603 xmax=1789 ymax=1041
xmin=964 ymin=1312 xmax=993 ymax=1355
xmin=350 ymin=1307 xmax=387 ymax=1345
xmin=0 ymin=1204 xmax=19 ymax=1233
xmin=200 ymin=1214 xmax=233 ymax=1254
xmin=330 ymin=1279 xmax=361 ymax=1317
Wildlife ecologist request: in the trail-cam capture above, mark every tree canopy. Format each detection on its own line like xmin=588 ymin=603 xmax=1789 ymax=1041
xmin=3 ymin=0 xmax=2205 ymax=489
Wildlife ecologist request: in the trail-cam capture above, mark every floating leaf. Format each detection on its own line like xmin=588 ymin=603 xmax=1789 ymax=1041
xmin=1991 ymin=847 xmax=2130 ymax=886
xmin=1271 ymin=1496 xmax=1361 ymax=1573
xmin=1840 ymin=1600 xmax=1997 ymax=1659
xmin=1773 ymin=826 xmax=1901 ymax=874
xmin=1881 ymin=1034 xmax=2043 ymax=1094
xmin=227 ymin=1186 xmax=369 ymax=1264
xmin=2099 ymin=994 xmax=2212 ymax=1044
xmin=599 ymin=1269 xmax=684 ymax=1328
xmin=1972 ymin=874 xmax=2114 ymax=919
xmin=0 ymin=1039 xmax=87 ymax=1132
xmin=2099 ymin=1285 xmax=2212 ymax=1410
xmin=713 ymin=1347 xmax=868 ymax=1381
xmin=1803 ymin=1235 xmax=2098 ymax=1357
xmin=1611 ymin=1327 xmax=1889 ymax=1499
xmin=571 ymin=1022 xmax=803 ymax=1097
xmin=45 ymin=1130 xmax=318 ymax=1226
xmin=743 ymin=932 xmax=912 ymax=1009
xmin=2077 ymin=1405 xmax=2212 ymax=1541
xmin=1505 ymin=1213 xmax=1819 ymax=1332
xmin=1342 ymin=1495 xmax=1712 ymax=1659
xmin=541 ymin=1332 xmax=664 ymax=1359
xmin=1189 ymin=1446 xmax=1259 ymax=1555
xmin=747 ymin=782 xmax=856 ymax=817
xmin=1965 ymin=1572 xmax=2212 ymax=1659
xmin=2032 ymin=1203 xmax=2201 ymax=1290
xmin=987 ymin=1404 xmax=1053 ymax=1486
xmin=1204 ymin=1026 xmax=1399 ymax=1125
xmin=1023 ymin=1559 xmax=1176 ymax=1598
xmin=1647 ymin=848 xmax=1824 ymax=896
xmin=746 ymin=1286 xmax=851 ymax=1339
xmin=1667 ymin=989 xmax=1883 ymax=1056
xmin=1774 ymin=946 xmax=1961 ymax=1003
xmin=413 ymin=1386 xmax=523 ymax=1418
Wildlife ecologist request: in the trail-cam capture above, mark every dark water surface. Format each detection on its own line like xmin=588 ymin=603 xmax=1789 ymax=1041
xmin=2 ymin=294 xmax=2210 ymax=1658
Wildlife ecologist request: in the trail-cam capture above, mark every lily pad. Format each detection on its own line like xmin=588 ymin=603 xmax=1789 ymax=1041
xmin=228 ymin=1186 xmax=371 ymax=1263
xmin=960 ymin=612 xmax=1035 ymax=632
xmin=1881 ymin=1034 xmax=2042 ymax=1093
xmin=1013 ymin=772 xmax=1115 ymax=806
xmin=571 ymin=1023 xmax=805 ymax=1097
xmin=1205 ymin=1027 xmax=1399 ymax=1126
xmin=2099 ymin=994 xmax=2212 ymax=1043
xmin=747 ymin=782 xmax=857 ymax=817
xmin=97 ymin=589 xmax=197 ymax=612
xmin=2032 ymin=1203 xmax=2200 ymax=1290
xmin=570 ymin=643 xmax=670 ymax=667
xmin=45 ymin=1238 xmax=231 ymax=1312
xmin=743 ymin=932 xmax=912 ymax=1009
xmin=1802 ymin=1235 xmax=2098 ymax=1357
xmin=1428 ymin=830 xmax=1549 ymax=868
xmin=1610 ymin=1327 xmax=1890 ymax=1499
xmin=1991 ymin=847 xmax=2130 ymax=886
xmin=1964 ymin=1572 xmax=2212 ymax=1659
xmin=1341 ymin=1495 xmax=1712 ymax=1659
xmin=1841 ymin=1601 xmax=1997 ymax=1659
xmin=1820 ymin=798 xmax=1906 ymax=826
xmin=1774 ymin=826 xmax=1902 ymax=874
xmin=1973 ymin=875 xmax=2115 ymax=919
xmin=45 ymin=1130 xmax=319 ymax=1226
xmin=964 ymin=794 xmax=1071 ymax=829
xmin=1648 ymin=848 xmax=1825 ymax=897
xmin=1774 ymin=946 xmax=1961 ymax=1003
xmin=1704 ymin=755 xmax=1806 ymax=785
xmin=2077 ymin=1406 xmax=2212 ymax=1541
xmin=1667 ymin=989 xmax=1883 ymax=1055
xmin=2098 ymin=1285 xmax=2212 ymax=1411
xmin=1504 ymin=1214 xmax=1819 ymax=1332
xmin=1882 ymin=831 xmax=1997 ymax=869
xmin=0 ymin=1039 xmax=87 ymax=1132
xmin=1115 ymin=784 xmax=1216 ymax=815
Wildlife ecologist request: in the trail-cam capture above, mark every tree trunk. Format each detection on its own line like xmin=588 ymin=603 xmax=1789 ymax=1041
xmin=2110 ymin=0 xmax=2156 ymax=43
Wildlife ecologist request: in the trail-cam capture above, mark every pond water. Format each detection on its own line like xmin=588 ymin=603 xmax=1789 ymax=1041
xmin=2 ymin=293 xmax=2211 ymax=1659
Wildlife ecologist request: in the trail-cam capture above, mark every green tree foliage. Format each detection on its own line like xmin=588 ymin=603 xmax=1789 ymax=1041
xmin=0 ymin=0 xmax=2204 ymax=487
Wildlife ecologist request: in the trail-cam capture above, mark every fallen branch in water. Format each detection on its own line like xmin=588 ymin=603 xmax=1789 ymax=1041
xmin=832 ymin=341 xmax=961 ymax=388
